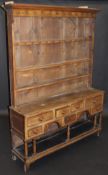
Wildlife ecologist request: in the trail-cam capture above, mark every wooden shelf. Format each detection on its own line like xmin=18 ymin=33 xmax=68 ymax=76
xmin=16 ymin=58 xmax=90 ymax=72
xmin=15 ymin=37 xmax=92 ymax=46
xmin=15 ymin=74 xmax=90 ymax=92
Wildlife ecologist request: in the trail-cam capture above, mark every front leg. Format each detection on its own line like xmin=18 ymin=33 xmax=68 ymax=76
xmin=97 ymin=112 xmax=103 ymax=136
xmin=24 ymin=163 xmax=30 ymax=173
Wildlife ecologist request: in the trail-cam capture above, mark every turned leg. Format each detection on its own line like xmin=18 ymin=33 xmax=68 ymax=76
xmin=33 ymin=139 xmax=36 ymax=155
xmin=97 ymin=112 xmax=103 ymax=136
xmin=24 ymin=141 xmax=28 ymax=158
xmin=67 ymin=125 xmax=70 ymax=141
xmin=12 ymin=153 xmax=17 ymax=161
xmin=24 ymin=142 xmax=29 ymax=173
xmin=99 ymin=112 xmax=102 ymax=128
xmin=94 ymin=115 xmax=97 ymax=128
xmin=11 ymin=131 xmax=23 ymax=161
xmin=97 ymin=131 xmax=100 ymax=137
xmin=24 ymin=163 xmax=30 ymax=173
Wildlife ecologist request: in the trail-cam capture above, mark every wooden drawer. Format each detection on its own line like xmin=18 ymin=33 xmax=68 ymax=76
xmin=71 ymin=100 xmax=84 ymax=112
xmin=44 ymin=118 xmax=63 ymax=133
xmin=86 ymin=95 xmax=102 ymax=107
xmin=86 ymin=95 xmax=103 ymax=114
xmin=27 ymin=111 xmax=53 ymax=127
xmin=28 ymin=126 xmax=42 ymax=138
xmin=92 ymin=104 xmax=103 ymax=114
xmin=65 ymin=114 xmax=76 ymax=125
xmin=55 ymin=106 xmax=70 ymax=118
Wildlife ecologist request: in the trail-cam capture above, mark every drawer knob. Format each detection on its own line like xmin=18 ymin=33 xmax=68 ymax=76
xmin=33 ymin=130 xmax=37 ymax=134
xmin=62 ymin=111 xmax=65 ymax=114
xmin=75 ymin=105 xmax=79 ymax=109
xmin=39 ymin=117 xmax=43 ymax=122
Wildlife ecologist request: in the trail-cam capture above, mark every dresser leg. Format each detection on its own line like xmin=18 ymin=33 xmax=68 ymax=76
xmin=67 ymin=125 xmax=70 ymax=141
xmin=24 ymin=142 xmax=29 ymax=173
xmin=97 ymin=131 xmax=101 ymax=137
xmin=33 ymin=139 xmax=36 ymax=155
xmin=12 ymin=153 xmax=17 ymax=161
xmin=97 ymin=112 xmax=103 ymax=137
xmin=99 ymin=112 xmax=102 ymax=128
xmin=94 ymin=115 xmax=97 ymax=128
xmin=24 ymin=142 xmax=28 ymax=158
xmin=24 ymin=163 xmax=30 ymax=173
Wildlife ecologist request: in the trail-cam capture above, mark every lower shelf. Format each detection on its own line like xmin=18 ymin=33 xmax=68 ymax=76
xmin=70 ymin=120 xmax=93 ymax=137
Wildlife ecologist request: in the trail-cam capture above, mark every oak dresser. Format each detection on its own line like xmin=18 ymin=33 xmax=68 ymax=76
xmin=4 ymin=3 xmax=104 ymax=172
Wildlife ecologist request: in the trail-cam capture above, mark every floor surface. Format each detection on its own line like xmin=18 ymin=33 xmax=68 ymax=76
xmin=0 ymin=114 xmax=108 ymax=175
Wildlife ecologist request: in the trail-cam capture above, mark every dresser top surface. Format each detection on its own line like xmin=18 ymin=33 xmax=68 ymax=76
xmin=11 ymin=88 xmax=104 ymax=117
xmin=5 ymin=3 xmax=99 ymax=13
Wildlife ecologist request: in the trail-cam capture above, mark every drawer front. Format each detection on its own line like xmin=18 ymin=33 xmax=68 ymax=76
xmin=86 ymin=95 xmax=103 ymax=114
xmin=92 ymin=104 xmax=103 ymax=114
xmin=71 ymin=100 xmax=84 ymax=112
xmin=44 ymin=118 xmax=63 ymax=133
xmin=27 ymin=111 xmax=53 ymax=127
xmin=55 ymin=106 xmax=70 ymax=118
xmin=86 ymin=95 xmax=102 ymax=107
xmin=28 ymin=126 xmax=42 ymax=138
xmin=77 ymin=111 xmax=87 ymax=120
xmin=65 ymin=114 xmax=76 ymax=125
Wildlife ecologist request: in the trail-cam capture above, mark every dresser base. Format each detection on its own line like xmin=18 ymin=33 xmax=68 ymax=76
xmin=11 ymin=112 xmax=102 ymax=173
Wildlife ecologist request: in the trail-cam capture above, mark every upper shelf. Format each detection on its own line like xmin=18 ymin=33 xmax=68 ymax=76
xmin=15 ymin=37 xmax=92 ymax=46
xmin=16 ymin=58 xmax=90 ymax=72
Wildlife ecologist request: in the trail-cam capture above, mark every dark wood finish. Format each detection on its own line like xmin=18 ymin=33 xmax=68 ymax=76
xmin=5 ymin=3 xmax=104 ymax=172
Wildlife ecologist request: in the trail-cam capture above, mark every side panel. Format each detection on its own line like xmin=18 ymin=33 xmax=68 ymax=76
xmin=10 ymin=109 xmax=25 ymax=148
xmin=10 ymin=109 xmax=24 ymax=135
